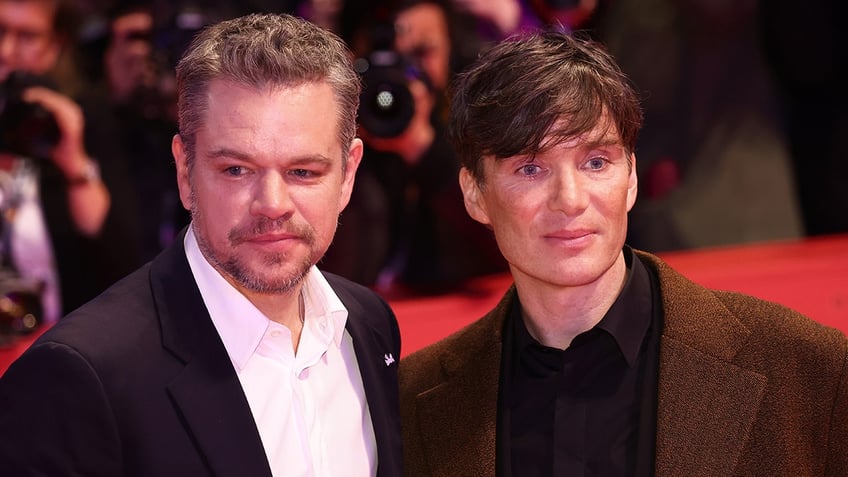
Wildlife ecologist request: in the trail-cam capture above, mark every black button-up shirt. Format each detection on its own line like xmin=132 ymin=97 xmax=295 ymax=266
xmin=497 ymin=248 xmax=663 ymax=477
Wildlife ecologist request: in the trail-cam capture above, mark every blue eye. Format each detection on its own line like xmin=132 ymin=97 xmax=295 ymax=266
xmin=520 ymin=164 xmax=541 ymax=176
xmin=587 ymin=157 xmax=607 ymax=170
xmin=225 ymin=166 xmax=245 ymax=176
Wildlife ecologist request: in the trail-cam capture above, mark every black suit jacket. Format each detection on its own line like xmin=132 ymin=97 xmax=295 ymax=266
xmin=0 ymin=232 xmax=402 ymax=476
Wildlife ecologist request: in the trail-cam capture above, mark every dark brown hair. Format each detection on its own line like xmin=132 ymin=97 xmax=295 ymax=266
xmin=449 ymin=30 xmax=643 ymax=182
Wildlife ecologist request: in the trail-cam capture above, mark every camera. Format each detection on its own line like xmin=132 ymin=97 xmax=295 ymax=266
xmin=0 ymin=270 xmax=43 ymax=346
xmin=354 ymin=18 xmax=432 ymax=140
xmin=0 ymin=71 xmax=60 ymax=160
xmin=355 ymin=48 xmax=417 ymax=139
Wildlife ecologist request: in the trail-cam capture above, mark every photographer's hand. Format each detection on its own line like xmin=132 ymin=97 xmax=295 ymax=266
xmin=22 ymin=87 xmax=110 ymax=237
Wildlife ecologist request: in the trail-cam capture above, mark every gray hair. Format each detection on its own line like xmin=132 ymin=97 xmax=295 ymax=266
xmin=175 ymin=13 xmax=361 ymax=168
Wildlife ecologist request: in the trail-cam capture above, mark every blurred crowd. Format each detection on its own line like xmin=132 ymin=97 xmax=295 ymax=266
xmin=0 ymin=0 xmax=844 ymax=327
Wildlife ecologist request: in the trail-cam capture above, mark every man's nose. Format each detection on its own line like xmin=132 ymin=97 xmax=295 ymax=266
xmin=548 ymin=170 xmax=589 ymax=216
xmin=251 ymin=171 xmax=295 ymax=220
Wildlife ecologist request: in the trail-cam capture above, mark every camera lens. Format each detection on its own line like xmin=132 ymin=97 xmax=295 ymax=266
xmin=357 ymin=52 xmax=415 ymax=138
xmin=0 ymin=72 xmax=60 ymax=160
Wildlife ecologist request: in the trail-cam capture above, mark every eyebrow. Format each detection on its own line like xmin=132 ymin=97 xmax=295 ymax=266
xmin=531 ymin=137 xmax=624 ymax=159
xmin=586 ymin=136 xmax=625 ymax=149
xmin=206 ymin=148 xmax=251 ymax=161
xmin=587 ymin=136 xmax=622 ymax=147
xmin=205 ymin=148 xmax=334 ymax=167
xmin=288 ymin=155 xmax=334 ymax=168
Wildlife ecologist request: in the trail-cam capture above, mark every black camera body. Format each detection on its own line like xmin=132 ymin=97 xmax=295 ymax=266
xmin=0 ymin=71 xmax=60 ymax=160
xmin=356 ymin=49 xmax=417 ymax=139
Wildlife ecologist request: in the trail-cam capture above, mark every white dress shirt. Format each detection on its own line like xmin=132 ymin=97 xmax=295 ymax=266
xmin=184 ymin=227 xmax=377 ymax=477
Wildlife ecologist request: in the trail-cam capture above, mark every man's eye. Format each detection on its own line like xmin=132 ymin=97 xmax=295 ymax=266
xmin=587 ymin=157 xmax=607 ymax=170
xmin=224 ymin=166 xmax=244 ymax=176
xmin=519 ymin=164 xmax=540 ymax=176
xmin=290 ymin=168 xmax=314 ymax=179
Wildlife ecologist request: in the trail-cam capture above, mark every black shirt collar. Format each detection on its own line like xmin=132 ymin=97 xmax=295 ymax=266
xmin=513 ymin=246 xmax=653 ymax=368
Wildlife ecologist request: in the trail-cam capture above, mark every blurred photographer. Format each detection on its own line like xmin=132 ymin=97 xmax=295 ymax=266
xmin=0 ymin=0 xmax=139 ymax=329
xmin=323 ymin=0 xmax=506 ymax=295
xmin=78 ymin=2 xmax=197 ymax=263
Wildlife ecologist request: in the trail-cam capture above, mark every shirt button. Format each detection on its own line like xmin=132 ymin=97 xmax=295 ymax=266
xmin=270 ymin=330 xmax=281 ymax=338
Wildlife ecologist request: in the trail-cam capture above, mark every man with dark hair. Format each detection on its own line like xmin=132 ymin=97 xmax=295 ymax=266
xmin=399 ymin=31 xmax=847 ymax=476
xmin=0 ymin=13 xmax=402 ymax=476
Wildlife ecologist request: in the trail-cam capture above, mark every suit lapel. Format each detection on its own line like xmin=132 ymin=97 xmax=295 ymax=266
xmin=644 ymin=252 xmax=767 ymax=477
xmin=347 ymin=319 xmax=402 ymax=477
xmin=151 ymin=233 xmax=273 ymax=477
xmin=414 ymin=295 xmax=512 ymax=476
xmin=655 ymin=337 xmax=766 ymax=476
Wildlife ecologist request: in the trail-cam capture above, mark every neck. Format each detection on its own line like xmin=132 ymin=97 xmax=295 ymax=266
xmin=514 ymin=254 xmax=628 ymax=349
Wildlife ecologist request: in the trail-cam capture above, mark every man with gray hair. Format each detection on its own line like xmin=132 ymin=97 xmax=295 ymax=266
xmin=0 ymin=13 xmax=402 ymax=476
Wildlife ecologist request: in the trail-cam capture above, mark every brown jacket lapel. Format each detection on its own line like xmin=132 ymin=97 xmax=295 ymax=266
xmin=401 ymin=289 xmax=511 ymax=476
xmin=641 ymin=252 xmax=767 ymax=476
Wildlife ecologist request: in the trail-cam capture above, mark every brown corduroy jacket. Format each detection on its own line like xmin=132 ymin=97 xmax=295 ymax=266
xmin=399 ymin=250 xmax=848 ymax=476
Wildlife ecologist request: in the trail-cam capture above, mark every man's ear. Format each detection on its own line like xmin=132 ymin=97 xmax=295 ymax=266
xmin=339 ymin=138 xmax=363 ymax=212
xmin=626 ymin=152 xmax=638 ymax=212
xmin=172 ymin=134 xmax=192 ymax=211
xmin=459 ymin=167 xmax=491 ymax=226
